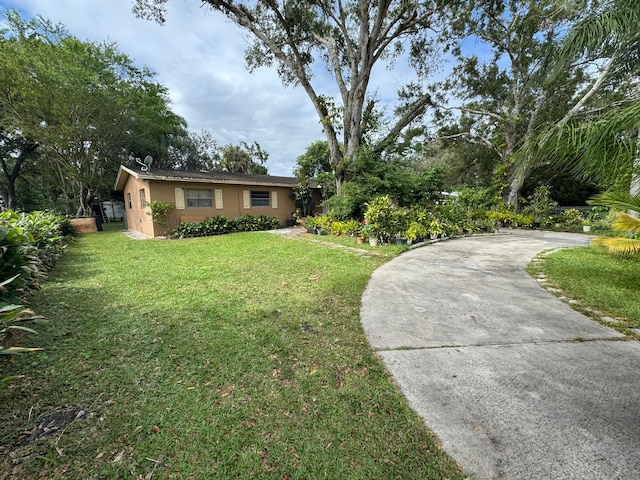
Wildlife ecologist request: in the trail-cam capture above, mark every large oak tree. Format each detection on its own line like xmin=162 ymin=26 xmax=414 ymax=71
xmin=134 ymin=0 xmax=449 ymax=192
xmin=435 ymin=0 xmax=587 ymax=205
xmin=0 ymin=11 xmax=186 ymax=214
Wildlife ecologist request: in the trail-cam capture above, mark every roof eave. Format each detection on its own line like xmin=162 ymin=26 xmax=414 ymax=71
xmin=114 ymin=165 xmax=139 ymax=191
xmin=143 ymin=174 xmax=298 ymax=188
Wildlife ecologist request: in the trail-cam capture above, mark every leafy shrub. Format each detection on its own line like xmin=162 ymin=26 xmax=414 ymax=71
xmin=314 ymin=214 xmax=333 ymax=231
xmin=486 ymin=209 xmax=533 ymax=228
xmin=455 ymin=186 xmax=498 ymax=211
xmin=556 ymin=209 xmax=585 ymax=230
xmin=329 ymin=219 xmax=361 ymax=236
xmin=364 ymin=196 xmax=405 ymax=243
xmin=253 ymin=215 xmax=280 ymax=231
xmin=522 ymin=185 xmax=557 ymax=222
xmin=303 ymin=216 xmax=318 ymax=230
xmin=1 ymin=210 xmax=71 ymax=301
xmin=587 ymin=206 xmax=613 ymax=232
xmin=405 ymin=221 xmax=427 ymax=241
xmin=172 ymin=215 xmax=279 ymax=238
xmin=1 ymin=275 xmax=46 ymax=387
xmin=203 ymin=216 xmax=235 ymax=234
xmin=146 ymin=200 xmax=174 ymax=226
xmin=324 ymin=182 xmax=369 ymax=220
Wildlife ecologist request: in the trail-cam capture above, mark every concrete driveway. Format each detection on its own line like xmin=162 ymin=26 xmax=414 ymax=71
xmin=361 ymin=231 xmax=640 ymax=479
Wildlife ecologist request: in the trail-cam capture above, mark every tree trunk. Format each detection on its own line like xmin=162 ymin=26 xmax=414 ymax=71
xmin=0 ymin=142 xmax=37 ymax=210
xmin=506 ymin=173 xmax=524 ymax=206
xmin=5 ymin=176 xmax=18 ymax=210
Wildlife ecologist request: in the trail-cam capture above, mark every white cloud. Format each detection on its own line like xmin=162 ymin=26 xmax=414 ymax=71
xmin=0 ymin=0 xmax=440 ymax=175
xmin=1 ymin=0 xmax=324 ymax=175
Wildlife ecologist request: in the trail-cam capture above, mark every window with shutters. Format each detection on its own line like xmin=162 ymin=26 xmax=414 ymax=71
xmin=250 ymin=191 xmax=270 ymax=207
xmin=185 ymin=189 xmax=212 ymax=208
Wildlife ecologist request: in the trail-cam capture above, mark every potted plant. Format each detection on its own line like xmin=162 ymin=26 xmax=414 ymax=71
xmin=359 ymin=223 xmax=375 ymax=245
xmin=582 ymin=218 xmax=592 ymax=232
xmin=315 ymin=215 xmax=332 ymax=235
xmin=525 ymin=185 xmax=557 ymax=229
xmin=364 ymin=195 xmax=400 ymax=244
xmin=429 ymin=219 xmax=446 ymax=238
xmin=304 ymin=216 xmax=318 ymax=234
xmin=405 ymin=221 xmax=427 ymax=244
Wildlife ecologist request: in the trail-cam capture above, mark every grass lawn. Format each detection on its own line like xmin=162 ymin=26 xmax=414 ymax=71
xmin=0 ymin=224 xmax=463 ymax=479
xmin=531 ymin=245 xmax=640 ymax=333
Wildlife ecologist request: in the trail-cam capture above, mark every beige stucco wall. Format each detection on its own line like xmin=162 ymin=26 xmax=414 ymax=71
xmin=122 ymin=175 xmax=155 ymax=237
xmin=121 ymin=179 xmax=299 ymax=237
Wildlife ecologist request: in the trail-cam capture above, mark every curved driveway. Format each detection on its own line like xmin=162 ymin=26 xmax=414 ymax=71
xmin=361 ymin=230 xmax=640 ymax=479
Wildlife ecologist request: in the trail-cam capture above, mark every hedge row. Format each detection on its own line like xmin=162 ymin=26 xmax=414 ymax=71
xmin=172 ymin=214 xmax=280 ymax=238
xmin=0 ymin=210 xmax=74 ymax=302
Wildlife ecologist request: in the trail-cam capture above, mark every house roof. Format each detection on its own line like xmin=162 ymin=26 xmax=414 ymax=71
xmin=114 ymin=165 xmax=306 ymax=191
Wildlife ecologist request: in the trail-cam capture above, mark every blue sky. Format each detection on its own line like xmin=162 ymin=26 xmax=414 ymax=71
xmin=0 ymin=0 xmax=448 ymax=176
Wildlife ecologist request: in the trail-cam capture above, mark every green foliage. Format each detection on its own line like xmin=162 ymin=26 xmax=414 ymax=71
xmin=405 ymin=221 xmax=428 ymax=242
xmin=558 ymin=209 xmax=585 ymax=228
xmin=216 ymin=141 xmax=269 ymax=174
xmin=0 ymin=275 xmax=46 ymax=386
xmin=523 ymin=185 xmax=558 ymax=221
xmin=294 ymin=140 xmax=332 ymax=179
xmin=363 ymin=195 xmax=406 ymax=243
xmin=325 ymin=156 xmax=448 ymax=221
xmin=172 ymin=215 xmax=280 ymax=238
xmin=0 ymin=11 xmax=187 ymax=214
xmin=455 ymin=186 xmax=499 ymax=212
xmin=324 ymin=181 xmax=369 ymax=220
xmin=416 ymin=166 xmax=446 ymax=206
xmin=516 ymin=0 xmax=640 ymax=191
xmin=145 ymin=200 xmax=174 ymax=225
xmin=588 ymin=206 xmax=614 ymax=232
xmin=235 ymin=215 xmax=280 ymax=232
xmin=0 ymin=210 xmax=71 ymax=301
xmin=0 ymin=211 xmax=31 ymax=298
xmin=329 ymin=219 xmax=361 ymax=236
xmin=291 ymin=178 xmax=315 ymax=217
xmin=485 ymin=209 xmax=534 ymax=228
xmin=0 ymin=301 xmax=44 ymax=356
xmin=440 ymin=0 xmax=586 ymax=204
xmin=590 ymin=191 xmax=640 ymax=255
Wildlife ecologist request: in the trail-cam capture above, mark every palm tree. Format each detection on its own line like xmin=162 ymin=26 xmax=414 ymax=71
xmin=589 ymin=191 xmax=640 ymax=255
xmin=517 ymin=0 xmax=640 ymax=189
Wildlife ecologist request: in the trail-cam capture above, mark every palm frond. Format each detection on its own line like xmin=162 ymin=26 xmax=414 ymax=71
xmin=592 ymin=236 xmax=640 ymax=255
xmin=611 ymin=212 xmax=640 ymax=233
xmin=589 ymin=191 xmax=640 ymax=211
xmin=560 ymin=0 xmax=640 ymax=60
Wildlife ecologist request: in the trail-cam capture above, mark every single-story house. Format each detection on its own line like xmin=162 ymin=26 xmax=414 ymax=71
xmin=114 ymin=165 xmax=321 ymax=238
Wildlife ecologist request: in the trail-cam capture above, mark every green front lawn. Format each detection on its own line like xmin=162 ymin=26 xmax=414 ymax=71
xmin=0 ymin=226 xmax=463 ymax=479
xmin=532 ymin=245 xmax=640 ymax=331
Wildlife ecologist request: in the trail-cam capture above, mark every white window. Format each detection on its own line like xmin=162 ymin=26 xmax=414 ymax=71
xmin=139 ymin=189 xmax=146 ymax=208
xmin=185 ymin=189 xmax=212 ymax=208
xmin=250 ymin=191 xmax=270 ymax=207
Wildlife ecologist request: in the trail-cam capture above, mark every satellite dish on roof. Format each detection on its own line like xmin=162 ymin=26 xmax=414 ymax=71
xmin=136 ymin=155 xmax=154 ymax=172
